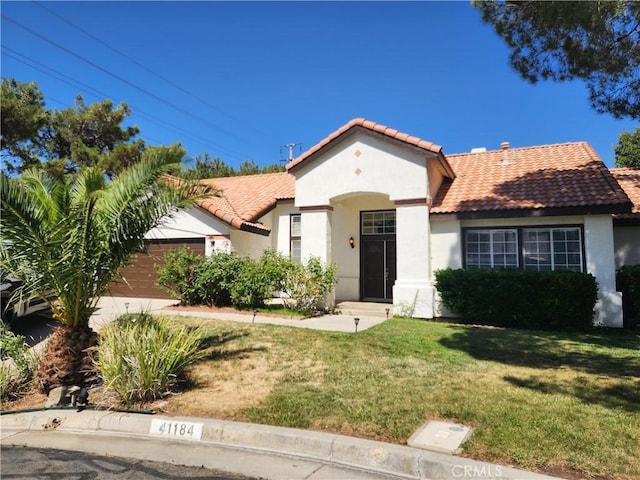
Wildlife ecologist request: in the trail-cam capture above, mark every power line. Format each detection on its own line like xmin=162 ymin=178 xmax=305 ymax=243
xmin=33 ymin=0 xmax=275 ymax=144
xmin=2 ymin=13 xmax=262 ymax=160
xmin=1 ymin=45 xmax=249 ymax=160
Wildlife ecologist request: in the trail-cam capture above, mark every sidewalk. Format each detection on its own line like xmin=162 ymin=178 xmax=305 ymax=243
xmin=90 ymin=296 xmax=386 ymax=333
xmin=1 ymin=409 xmax=560 ymax=480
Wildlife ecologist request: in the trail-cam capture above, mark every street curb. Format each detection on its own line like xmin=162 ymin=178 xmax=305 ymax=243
xmin=1 ymin=409 xmax=560 ymax=480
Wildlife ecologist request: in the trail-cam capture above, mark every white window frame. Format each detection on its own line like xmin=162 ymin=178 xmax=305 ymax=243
xmin=463 ymin=226 xmax=584 ymax=272
xmin=523 ymin=227 xmax=583 ymax=272
xmin=465 ymin=229 xmax=519 ymax=269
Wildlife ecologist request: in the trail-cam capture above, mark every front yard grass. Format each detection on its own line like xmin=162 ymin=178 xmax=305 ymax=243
xmin=162 ymin=316 xmax=639 ymax=480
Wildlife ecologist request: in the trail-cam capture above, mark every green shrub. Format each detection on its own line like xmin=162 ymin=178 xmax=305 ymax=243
xmin=155 ymin=247 xmax=206 ymax=305
xmin=229 ymin=251 xmax=293 ymax=308
xmin=93 ymin=313 xmax=205 ymax=404
xmin=0 ymin=324 xmax=38 ymax=401
xmin=156 ymin=247 xmax=336 ymax=314
xmin=282 ymin=257 xmax=338 ymax=315
xmin=195 ymin=252 xmax=245 ymax=307
xmin=196 ymin=250 xmax=294 ymax=309
xmin=434 ymin=268 xmax=598 ymax=331
xmin=617 ymin=265 xmax=640 ymax=329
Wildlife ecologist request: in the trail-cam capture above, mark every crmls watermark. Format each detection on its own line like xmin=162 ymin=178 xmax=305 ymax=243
xmin=451 ymin=464 xmax=503 ymax=478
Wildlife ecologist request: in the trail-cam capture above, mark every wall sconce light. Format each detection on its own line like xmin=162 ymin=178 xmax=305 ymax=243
xmin=349 ymin=236 xmax=355 ymax=249
xmin=354 ymin=317 xmax=360 ymax=333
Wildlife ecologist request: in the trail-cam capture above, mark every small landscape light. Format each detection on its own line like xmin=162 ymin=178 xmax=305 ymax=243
xmin=253 ymin=309 xmax=258 ymax=323
xmin=124 ymin=302 xmax=130 ymax=314
xmin=354 ymin=317 xmax=360 ymax=333
xmin=385 ymin=308 xmax=390 ymax=320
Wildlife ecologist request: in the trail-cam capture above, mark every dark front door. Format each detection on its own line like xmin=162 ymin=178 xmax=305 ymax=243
xmin=361 ymin=237 xmax=396 ymax=302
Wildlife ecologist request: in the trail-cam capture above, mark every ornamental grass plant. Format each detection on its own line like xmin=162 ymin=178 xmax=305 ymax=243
xmin=93 ymin=313 xmax=205 ymax=405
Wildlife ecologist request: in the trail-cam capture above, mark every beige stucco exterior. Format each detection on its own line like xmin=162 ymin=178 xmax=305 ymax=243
xmin=150 ymin=130 xmax=633 ymax=328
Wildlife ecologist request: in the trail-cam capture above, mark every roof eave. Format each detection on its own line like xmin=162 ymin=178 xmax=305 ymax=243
xmin=287 ymin=119 xmax=447 ymax=175
xmin=430 ymin=202 xmax=633 ymax=221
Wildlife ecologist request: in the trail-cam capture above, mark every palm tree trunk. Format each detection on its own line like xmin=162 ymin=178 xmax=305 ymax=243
xmin=35 ymin=325 xmax=99 ymax=394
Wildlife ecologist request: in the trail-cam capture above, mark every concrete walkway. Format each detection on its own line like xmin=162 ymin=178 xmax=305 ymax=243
xmin=1 ymin=409 xmax=560 ymax=480
xmin=90 ymin=296 xmax=386 ymax=333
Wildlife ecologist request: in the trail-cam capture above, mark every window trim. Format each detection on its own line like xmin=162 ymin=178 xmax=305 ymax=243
xmin=462 ymin=224 xmax=586 ymax=272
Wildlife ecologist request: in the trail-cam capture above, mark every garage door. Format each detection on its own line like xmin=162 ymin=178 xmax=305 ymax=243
xmin=108 ymin=238 xmax=206 ymax=299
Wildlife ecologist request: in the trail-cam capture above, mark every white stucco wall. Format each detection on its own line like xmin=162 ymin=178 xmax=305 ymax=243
xmin=430 ymin=219 xmax=463 ymax=273
xmin=231 ymin=209 xmax=275 ymax=258
xmin=429 ymin=214 xmax=623 ymax=327
xmin=613 ymin=225 xmax=640 ymax=268
xmin=146 ymin=206 xmax=230 ymax=240
xmin=584 ymin=215 xmax=623 ymax=327
xmin=294 ymin=131 xmax=430 ymax=207
xmin=393 ymin=203 xmax=434 ymax=318
xmin=300 ymin=209 xmax=332 ymax=264
xmin=430 ymin=219 xmax=463 ymax=318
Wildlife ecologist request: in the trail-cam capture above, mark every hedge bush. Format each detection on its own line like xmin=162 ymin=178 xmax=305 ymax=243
xmin=434 ymin=268 xmax=598 ymax=331
xmin=282 ymin=257 xmax=338 ymax=315
xmin=156 ymin=249 xmax=336 ymax=313
xmin=155 ymin=247 xmax=206 ymax=305
xmin=616 ymin=265 xmax=640 ymax=329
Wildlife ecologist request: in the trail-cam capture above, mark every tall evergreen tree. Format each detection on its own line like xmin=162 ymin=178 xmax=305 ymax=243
xmin=474 ymin=1 xmax=640 ymax=119
xmin=614 ymin=128 xmax=640 ymax=168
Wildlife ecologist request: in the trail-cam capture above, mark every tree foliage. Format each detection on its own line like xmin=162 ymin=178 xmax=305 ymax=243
xmin=183 ymin=152 xmax=284 ymax=179
xmin=1 ymin=77 xmax=144 ymax=177
xmin=1 ymin=78 xmax=49 ymax=168
xmin=474 ymin=1 xmax=640 ymax=119
xmin=614 ymin=127 xmax=640 ymax=168
xmin=0 ymin=145 xmax=197 ymax=328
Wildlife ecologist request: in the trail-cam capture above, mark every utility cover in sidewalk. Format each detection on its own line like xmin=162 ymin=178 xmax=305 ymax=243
xmin=408 ymin=421 xmax=473 ymax=454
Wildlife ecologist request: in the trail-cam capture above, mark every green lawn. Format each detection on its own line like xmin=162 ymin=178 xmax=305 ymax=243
xmin=164 ymin=316 xmax=640 ymax=480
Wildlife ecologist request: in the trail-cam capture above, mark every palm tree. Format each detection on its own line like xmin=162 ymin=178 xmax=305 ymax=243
xmin=0 ymin=146 xmax=201 ymax=393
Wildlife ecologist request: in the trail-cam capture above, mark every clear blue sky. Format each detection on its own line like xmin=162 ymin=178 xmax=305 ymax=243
xmin=2 ymin=1 xmax=637 ymax=168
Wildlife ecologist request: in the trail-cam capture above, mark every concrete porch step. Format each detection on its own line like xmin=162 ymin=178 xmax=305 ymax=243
xmin=335 ymin=301 xmax=393 ymax=319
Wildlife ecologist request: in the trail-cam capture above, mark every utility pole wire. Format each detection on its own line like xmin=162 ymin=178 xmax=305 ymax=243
xmin=33 ymin=1 xmax=276 ymax=145
xmin=2 ymin=13 xmax=259 ymax=158
xmin=2 ymin=46 xmax=243 ymax=159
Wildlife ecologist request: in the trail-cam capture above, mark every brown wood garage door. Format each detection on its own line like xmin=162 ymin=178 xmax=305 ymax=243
xmin=107 ymin=238 xmax=206 ymax=299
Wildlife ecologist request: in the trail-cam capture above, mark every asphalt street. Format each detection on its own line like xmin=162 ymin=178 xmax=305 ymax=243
xmin=1 ymin=445 xmax=259 ymax=480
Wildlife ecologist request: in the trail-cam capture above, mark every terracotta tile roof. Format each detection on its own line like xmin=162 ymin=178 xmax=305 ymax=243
xmin=287 ymin=118 xmax=453 ymax=176
xmin=196 ymin=172 xmax=295 ymax=235
xmin=610 ymin=168 xmax=640 ymax=219
xmin=430 ymin=142 xmax=632 ymax=216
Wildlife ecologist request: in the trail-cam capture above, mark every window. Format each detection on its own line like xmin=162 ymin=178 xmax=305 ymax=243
xmin=290 ymin=214 xmax=301 ymax=263
xmin=464 ymin=226 xmax=584 ymax=272
xmin=523 ymin=227 xmax=582 ymax=272
xmin=362 ymin=210 xmax=395 ymax=235
xmin=465 ymin=229 xmax=519 ymax=269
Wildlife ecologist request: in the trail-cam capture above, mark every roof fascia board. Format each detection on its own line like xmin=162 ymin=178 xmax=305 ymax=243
xmin=430 ymin=203 xmax=632 ymax=221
